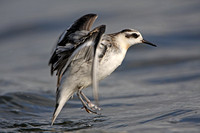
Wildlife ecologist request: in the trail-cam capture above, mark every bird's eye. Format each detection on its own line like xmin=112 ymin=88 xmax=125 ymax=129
xmin=125 ymin=33 xmax=139 ymax=38
xmin=132 ymin=33 xmax=139 ymax=38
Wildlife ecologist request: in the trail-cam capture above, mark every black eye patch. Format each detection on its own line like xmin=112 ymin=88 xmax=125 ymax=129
xmin=131 ymin=33 xmax=139 ymax=38
xmin=125 ymin=33 xmax=139 ymax=38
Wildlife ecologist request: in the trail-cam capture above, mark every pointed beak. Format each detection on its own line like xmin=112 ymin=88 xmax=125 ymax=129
xmin=142 ymin=39 xmax=157 ymax=47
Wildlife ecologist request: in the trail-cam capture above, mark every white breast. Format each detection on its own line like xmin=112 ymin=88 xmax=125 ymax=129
xmin=98 ymin=48 xmax=126 ymax=80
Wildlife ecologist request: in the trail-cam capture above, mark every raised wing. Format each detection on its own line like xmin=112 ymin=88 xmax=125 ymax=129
xmin=60 ymin=25 xmax=106 ymax=81
xmin=49 ymin=14 xmax=98 ymax=76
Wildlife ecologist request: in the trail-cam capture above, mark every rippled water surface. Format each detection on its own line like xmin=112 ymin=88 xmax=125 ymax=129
xmin=0 ymin=0 xmax=200 ymax=132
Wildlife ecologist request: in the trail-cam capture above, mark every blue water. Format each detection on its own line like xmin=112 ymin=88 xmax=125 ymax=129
xmin=0 ymin=0 xmax=200 ymax=132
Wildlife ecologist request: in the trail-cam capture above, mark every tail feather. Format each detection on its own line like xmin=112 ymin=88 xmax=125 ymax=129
xmin=51 ymin=101 xmax=65 ymax=126
xmin=51 ymin=87 xmax=75 ymax=126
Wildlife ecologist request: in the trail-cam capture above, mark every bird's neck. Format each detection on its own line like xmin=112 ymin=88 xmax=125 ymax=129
xmin=113 ymin=34 xmax=130 ymax=52
xmin=102 ymin=34 xmax=128 ymax=55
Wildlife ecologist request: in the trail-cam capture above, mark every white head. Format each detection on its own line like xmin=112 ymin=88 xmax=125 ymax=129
xmin=115 ymin=29 xmax=156 ymax=50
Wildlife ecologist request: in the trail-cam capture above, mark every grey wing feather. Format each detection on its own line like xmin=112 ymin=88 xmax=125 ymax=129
xmin=48 ymin=14 xmax=98 ymax=76
xmin=60 ymin=25 xmax=106 ymax=79
xmin=92 ymin=43 xmax=99 ymax=105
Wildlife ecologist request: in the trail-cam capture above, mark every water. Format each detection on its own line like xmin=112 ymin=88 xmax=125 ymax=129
xmin=0 ymin=0 xmax=200 ymax=132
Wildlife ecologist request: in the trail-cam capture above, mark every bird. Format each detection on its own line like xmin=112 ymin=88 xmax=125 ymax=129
xmin=49 ymin=13 xmax=156 ymax=125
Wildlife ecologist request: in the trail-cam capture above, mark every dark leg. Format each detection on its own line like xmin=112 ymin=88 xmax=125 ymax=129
xmin=80 ymin=91 xmax=101 ymax=110
xmin=77 ymin=89 xmax=97 ymax=114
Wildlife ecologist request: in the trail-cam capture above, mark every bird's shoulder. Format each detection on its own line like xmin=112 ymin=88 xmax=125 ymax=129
xmin=98 ymin=34 xmax=121 ymax=59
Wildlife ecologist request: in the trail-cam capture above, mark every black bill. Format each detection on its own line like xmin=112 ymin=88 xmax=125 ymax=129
xmin=142 ymin=39 xmax=157 ymax=47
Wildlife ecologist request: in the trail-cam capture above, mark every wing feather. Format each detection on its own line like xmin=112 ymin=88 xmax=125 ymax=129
xmin=60 ymin=25 xmax=106 ymax=79
xmin=49 ymin=14 xmax=98 ymax=75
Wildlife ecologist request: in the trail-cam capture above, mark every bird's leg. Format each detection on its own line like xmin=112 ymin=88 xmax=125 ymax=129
xmin=80 ymin=91 xmax=101 ymax=111
xmin=77 ymin=90 xmax=97 ymax=114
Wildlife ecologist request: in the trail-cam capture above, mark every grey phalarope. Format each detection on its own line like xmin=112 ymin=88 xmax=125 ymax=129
xmin=49 ymin=13 xmax=157 ymax=125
